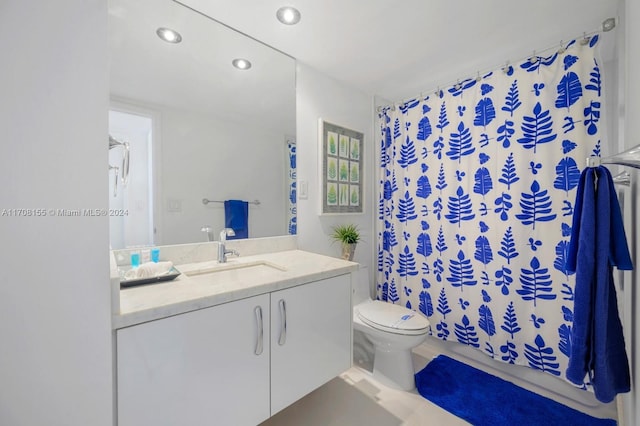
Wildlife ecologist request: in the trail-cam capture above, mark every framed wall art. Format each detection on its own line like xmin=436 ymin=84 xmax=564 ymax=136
xmin=319 ymin=119 xmax=364 ymax=214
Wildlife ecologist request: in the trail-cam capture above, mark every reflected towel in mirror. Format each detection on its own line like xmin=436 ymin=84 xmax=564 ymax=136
xmin=224 ymin=200 xmax=248 ymax=239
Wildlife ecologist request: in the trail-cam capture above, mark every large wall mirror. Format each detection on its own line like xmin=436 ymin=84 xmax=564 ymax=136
xmin=108 ymin=0 xmax=296 ymax=249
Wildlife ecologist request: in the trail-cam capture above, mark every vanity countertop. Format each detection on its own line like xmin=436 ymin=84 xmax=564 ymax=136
xmin=113 ymin=249 xmax=358 ymax=329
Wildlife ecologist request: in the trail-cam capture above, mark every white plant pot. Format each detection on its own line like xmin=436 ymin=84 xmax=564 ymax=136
xmin=341 ymin=243 xmax=356 ymax=261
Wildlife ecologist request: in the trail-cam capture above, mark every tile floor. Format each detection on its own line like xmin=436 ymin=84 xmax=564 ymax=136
xmin=261 ymin=349 xmax=469 ymax=426
xmin=261 ymin=344 xmax=618 ymax=426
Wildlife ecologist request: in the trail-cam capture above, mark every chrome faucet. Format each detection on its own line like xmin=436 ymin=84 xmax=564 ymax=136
xmin=218 ymin=228 xmax=239 ymax=263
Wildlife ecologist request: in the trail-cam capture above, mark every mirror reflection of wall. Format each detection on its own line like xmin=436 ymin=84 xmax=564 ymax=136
xmin=109 ymin=108 xmax=155 ymax=249
xmin=108 ymin=0 xmax=296 ymax=248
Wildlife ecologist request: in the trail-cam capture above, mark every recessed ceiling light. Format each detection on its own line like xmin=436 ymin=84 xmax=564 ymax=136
xmin=232 ymin=58 xmax=252 ymax=70
xmin=276 ymin=6 xmax=301 ymax=25
xmin=156 ymin=27 xmax=182 ymax=44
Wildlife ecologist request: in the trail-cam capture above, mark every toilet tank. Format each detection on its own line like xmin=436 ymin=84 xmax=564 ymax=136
xmin=353 ymin=266 xmax=372 ymax=305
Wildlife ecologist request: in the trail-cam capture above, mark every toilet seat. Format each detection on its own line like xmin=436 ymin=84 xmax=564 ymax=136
xmin=356 ymin=300 xmax=430 ymax=335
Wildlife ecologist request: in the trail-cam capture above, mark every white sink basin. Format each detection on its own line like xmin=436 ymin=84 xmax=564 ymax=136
xmin=184 ymin=260 xmax=287 ymax=277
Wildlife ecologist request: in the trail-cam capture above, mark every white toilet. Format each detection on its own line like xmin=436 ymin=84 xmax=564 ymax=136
xmin=353 ymin=267 xmax=430 ymax=390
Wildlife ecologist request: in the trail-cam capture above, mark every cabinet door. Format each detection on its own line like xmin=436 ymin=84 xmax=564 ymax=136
xmin=270 ymin=274 xmax=352 ymax=414
xmin=117 ymin=294 xmax=270 ymax=426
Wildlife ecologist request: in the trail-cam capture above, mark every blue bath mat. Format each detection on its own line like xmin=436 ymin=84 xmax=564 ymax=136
xmin=415 ymin=355 xmax=616 ymax=426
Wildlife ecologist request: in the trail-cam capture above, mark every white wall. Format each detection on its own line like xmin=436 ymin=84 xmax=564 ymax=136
xmin=621 ymin=0 xmax=640 ymax=424
xmin=296 ymin=63 xmax=375 ymax=274
xmin=158 ymin=106 xmax=288 ymax=244
xmin=0 ymin=1 xmax=113 ymax=425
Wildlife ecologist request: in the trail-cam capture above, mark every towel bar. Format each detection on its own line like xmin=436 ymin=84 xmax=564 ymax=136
xmin=613 ymin=171 xmax=631 ymax=186
xmin=587 ymin=143 xmax=640 ymax=170
xmin=202 ymin=198 xmax=261 ymax=206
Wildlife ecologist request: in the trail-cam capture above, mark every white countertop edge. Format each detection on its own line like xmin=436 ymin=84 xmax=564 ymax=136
xmin=113 ymin=250 xmax=358 ymax=329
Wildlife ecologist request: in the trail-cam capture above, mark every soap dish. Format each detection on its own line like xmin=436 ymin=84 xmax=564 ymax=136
xmin=120 ymin=266 xmax=181 ymax=288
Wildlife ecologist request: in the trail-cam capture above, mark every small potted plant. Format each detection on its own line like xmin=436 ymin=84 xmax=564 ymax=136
xmin=331 ymin=224 xmax=360 ymax=261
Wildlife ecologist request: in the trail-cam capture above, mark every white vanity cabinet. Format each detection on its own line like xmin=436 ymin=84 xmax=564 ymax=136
xmin=117 ymin=293 xmax=271 ymax=426
xmin=116 ymin=273 xmax=352 ymax=425
xmin=270 ymin=274 xmax=352 ymax=414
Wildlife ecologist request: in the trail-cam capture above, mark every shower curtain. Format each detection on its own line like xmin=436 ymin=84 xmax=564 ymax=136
xmin=377 ymin=36 xmax=604 ymax=384
xmin=287 ymin=140 xmax=297 ymax=235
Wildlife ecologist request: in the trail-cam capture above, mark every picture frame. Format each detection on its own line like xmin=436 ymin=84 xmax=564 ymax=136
xmin=319 ymin=119 xmax=364 ymax=214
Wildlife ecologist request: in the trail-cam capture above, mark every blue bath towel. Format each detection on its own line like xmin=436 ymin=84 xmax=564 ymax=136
xmin=566 ymin=166 xmax=632 ymax=403
xmin=224 ymin=200 xmax=248 ymax=239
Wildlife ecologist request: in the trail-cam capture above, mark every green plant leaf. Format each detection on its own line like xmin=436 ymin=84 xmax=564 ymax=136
xmin=331 ymin=224 xmax=361 ymax=244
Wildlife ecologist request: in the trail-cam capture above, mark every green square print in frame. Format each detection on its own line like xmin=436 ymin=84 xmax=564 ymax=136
xmin=320 ymin=119 xmax=364 ymax=214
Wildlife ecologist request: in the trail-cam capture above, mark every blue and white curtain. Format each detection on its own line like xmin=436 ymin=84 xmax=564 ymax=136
xmin=287 ymin=140 xmax=297 ymax=235
xmin=377 ymin=36 xmax=604 ymax=384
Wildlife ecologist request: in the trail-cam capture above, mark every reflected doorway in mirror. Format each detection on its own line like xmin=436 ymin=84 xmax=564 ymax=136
xmin=108 ymin=106 xmax=157 ymax=249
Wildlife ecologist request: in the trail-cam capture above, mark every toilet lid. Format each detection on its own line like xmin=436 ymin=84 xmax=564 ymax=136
xmin=356 ymin=301 xmax=430 ymax=335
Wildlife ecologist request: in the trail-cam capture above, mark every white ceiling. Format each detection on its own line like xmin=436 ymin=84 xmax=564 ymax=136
xmin=179 ymin=0 xmax=620 ymax=102
xmin=109 ymin=0 xmax=296 ymax=134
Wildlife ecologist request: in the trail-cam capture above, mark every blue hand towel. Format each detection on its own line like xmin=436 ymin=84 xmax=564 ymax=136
xmin=224 ymin=200 xmax=248 ymax=239
xmin=566 ymin=166 xmax=632 ymax=403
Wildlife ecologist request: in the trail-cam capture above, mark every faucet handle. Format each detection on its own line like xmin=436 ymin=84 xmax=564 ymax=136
xmin=219 ymin=228 xmax=236 ymax=242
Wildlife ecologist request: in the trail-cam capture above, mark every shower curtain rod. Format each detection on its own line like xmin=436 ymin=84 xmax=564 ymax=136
xmin=376 ymin=17 xmax=617 ymax=113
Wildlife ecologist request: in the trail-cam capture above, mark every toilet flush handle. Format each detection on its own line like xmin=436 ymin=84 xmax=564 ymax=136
xmin=278 ymin=299 xmax=287 ymax=345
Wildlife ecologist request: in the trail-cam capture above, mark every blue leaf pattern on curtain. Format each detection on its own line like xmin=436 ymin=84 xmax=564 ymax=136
xmin=555 ymin=72 xmax=583 ymax=110
xmin=287 ymin=141 xmax=297 ymax=235
xmin=517 ymin=102 xmax=557 ymax=152
xmin=446 ymin=122 xmax=475 ymax=162
xmin=474 ymin=98 xmax=497 ymax=128
xmin=377 ymin=38 xmax=602 ymax=388
xmin=447 ymin=250 xmax=477 ymax=291
xmin=474 ymin=236 xmax=493 ymax=266
xmin=558 ymin=323 xmax=572 ymax=357
xmin=417 ymin=116 xmax=433 ymax=141
xmin=553 ymin=240 xmax=574 ymax=278
xmin=416 ymin=175 xmax=432 ymax=199
xmin=478 ymin=304 xmax=497 ymax=337
xmin=516 ymin=257 xmax=556 ymax=306
xmin=445 ymin=186 xmax=475 ymax=225
xmin=473 ymin=167 xmax=493 ymax=197
xmin=417 ymin=233 xmax=433 ymax=257
xmin=515 ymin=180 xmax=557 ymax=229
xmin=524 ymin=335 xmax=561 ymax=376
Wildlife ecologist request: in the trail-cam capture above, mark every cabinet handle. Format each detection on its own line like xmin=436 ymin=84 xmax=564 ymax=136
xmin=254 ymin=306 xmax=263 ymax=355
xmin=278 ymin=299 xmax=287 ymax=346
